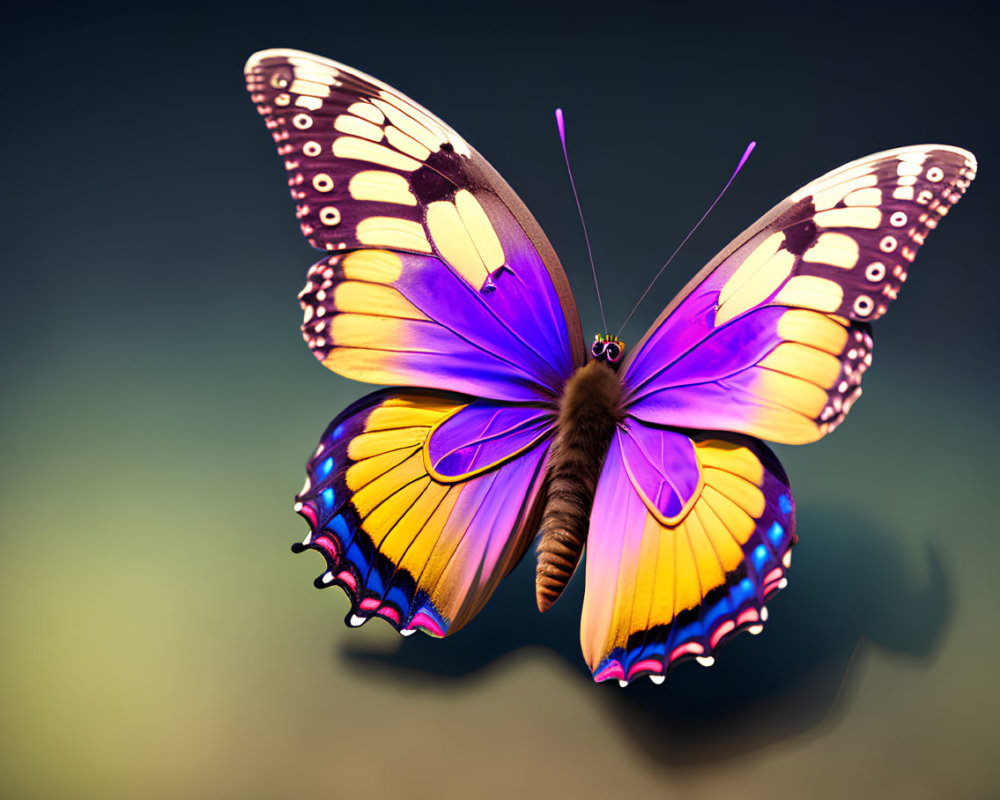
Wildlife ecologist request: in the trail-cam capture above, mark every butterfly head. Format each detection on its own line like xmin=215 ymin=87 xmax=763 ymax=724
xmin=591 ymin=334 xmax=625 ymax=369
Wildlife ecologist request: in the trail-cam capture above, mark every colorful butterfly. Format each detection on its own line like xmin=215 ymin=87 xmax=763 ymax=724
xmin=245 ymin=48 xmax=976 ymax=685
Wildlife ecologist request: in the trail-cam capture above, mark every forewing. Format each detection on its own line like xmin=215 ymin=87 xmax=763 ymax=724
xmin=246 ymin=49 xmax=584 ymax=397
xmin=622 ymin=145 xmax=976 ymax=443
xmin=295 ymin=389 xmax=553 ymax=635
xmin=581 ymin=421 xmax=795 ymax=683
xmin=299 ymin=249 xmax=571 ymax=401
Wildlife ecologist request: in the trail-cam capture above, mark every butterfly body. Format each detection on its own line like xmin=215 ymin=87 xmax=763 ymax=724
xmin=536 ymin=358 xmax=624 ymax=611
xmin=247 ymin=49 xmax=975 ymax=682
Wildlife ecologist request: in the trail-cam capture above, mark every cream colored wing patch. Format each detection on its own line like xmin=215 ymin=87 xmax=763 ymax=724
xmin=623 ymin=146 xmax=974 ymax=448
xmin=246 ymin=49 xmax=511 ymax=292
xmin=715 ymin=144 xmax=976 ymax=326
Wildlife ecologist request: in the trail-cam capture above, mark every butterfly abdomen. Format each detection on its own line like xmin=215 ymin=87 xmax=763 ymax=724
xmin=536 ymin=361 xmax=624 ymax=612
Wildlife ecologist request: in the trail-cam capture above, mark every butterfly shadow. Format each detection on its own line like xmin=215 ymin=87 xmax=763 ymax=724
xmin=340 ymin=504 xmax=952 ymax=766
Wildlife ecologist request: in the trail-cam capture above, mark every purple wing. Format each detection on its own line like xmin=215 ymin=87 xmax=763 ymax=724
xmin=295 ymin=389 xmax=554 ymax=636
xmin=425 ymin=400 xmax=554 ymax=480
xmin=246 ymin=49 xmax=585 ymax=400
xmin=622 ymin=145 xmax=976 ymax=443
xmin=581 ymin=421 xmax=795 ymax=683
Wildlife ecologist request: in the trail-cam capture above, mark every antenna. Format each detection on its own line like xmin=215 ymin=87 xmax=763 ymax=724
xmin=555 ymin=108 xmax=607 ymax=332
xmin=616 ymin=141 xmax=757 ymax=336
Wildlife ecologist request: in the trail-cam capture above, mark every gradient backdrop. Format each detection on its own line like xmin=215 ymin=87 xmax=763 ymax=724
xmin=3 ymin=1 xmax=998 ymax=797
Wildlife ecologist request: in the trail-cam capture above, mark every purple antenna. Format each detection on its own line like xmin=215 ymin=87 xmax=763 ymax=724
xmin=555 ymin=108 xmax=607 ymax=332
xmin=616 ymin=140 xmax=757 ymax=337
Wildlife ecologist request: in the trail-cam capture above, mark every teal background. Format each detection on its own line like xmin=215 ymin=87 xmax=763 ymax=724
xmin=2 ymin=1 xmax=998 ymax=797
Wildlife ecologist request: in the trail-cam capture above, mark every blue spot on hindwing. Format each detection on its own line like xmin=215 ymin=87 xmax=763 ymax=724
xmin=365 ymin=566 xmax=385 ymax=595
xmin=346 ymin=541 xmax=366 ymax=572
xmin=703 ymin=594 xmax=732 ymax=629
xmin=321 ymin=488 xmax=335 ymax=508
xmin=768 ymin=521 xmax=785 ymax=547
xmin=318 ymin=457 xmax=334 ymax=479
xmin=330 ymin=514 xmax=349 ymax=539
xmin=752 ymin=544 xmax=769 ymax=572
xmin=778 ymin=494 xmax=792 ymax=514
xmin=385 ymin=586 xmax=410 ymax=615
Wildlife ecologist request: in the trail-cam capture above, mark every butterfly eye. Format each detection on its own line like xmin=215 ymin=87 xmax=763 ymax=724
xmin=591 ymin=340 xmax=606 ymax=359
xmin=605 ymin=343 xmax=622 ymax=363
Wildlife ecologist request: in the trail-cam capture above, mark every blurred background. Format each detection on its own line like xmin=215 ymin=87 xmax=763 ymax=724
xmin=2 ymin=1 xmax=997 ymax=797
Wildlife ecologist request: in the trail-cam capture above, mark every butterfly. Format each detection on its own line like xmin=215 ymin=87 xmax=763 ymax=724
xmin=245 ymin=48 xmax=976 ymax=685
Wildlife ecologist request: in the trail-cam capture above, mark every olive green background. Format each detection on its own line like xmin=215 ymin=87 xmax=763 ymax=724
xmin=3 ymin=1 xmax=998 ymax=797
